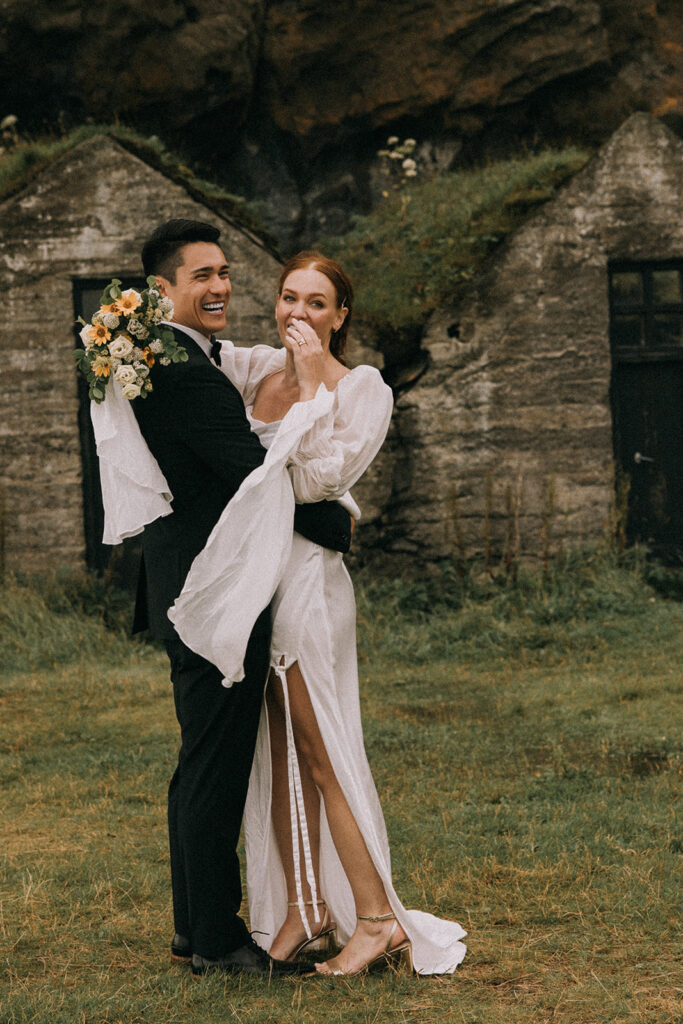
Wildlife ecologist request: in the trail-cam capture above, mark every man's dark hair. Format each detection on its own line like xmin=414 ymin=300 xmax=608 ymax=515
xmin=141 ymin=219 xmax=222 ymax=282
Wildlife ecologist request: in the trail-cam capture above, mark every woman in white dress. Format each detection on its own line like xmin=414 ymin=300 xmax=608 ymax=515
xmin=171 ymin=252 xmax=467 ymax=976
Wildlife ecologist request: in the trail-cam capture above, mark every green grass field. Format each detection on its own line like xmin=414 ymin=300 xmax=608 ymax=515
xmin=1 ymin=555 xmax=681 ymax=1023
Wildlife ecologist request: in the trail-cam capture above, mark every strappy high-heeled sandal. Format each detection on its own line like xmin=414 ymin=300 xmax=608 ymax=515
xmin=282 ymin=899 xmax=338 ymax=961
xmin=315 ymin=912 xmax=413 ymax=976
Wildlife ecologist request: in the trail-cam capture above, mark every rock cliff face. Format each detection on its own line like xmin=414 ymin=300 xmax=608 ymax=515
xmin=1 ymin=0 xmax=681 ymax=247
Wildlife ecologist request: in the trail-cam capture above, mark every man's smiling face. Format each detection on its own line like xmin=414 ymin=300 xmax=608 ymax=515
xmin=157 ymin=241 xmax=231 ymax=337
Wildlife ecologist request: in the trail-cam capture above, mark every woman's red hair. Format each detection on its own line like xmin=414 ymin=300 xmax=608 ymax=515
xmin=277 ymin=251 xmax=353 ymax=364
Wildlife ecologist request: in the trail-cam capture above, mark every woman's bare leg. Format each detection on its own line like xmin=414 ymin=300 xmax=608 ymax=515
xmin=275 ymin=661 xmax=406 ymax=974
xmin=266 ymin=671 xmax=327 ymax=960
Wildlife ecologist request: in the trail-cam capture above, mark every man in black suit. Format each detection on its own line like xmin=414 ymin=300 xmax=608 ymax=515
xmin=132 ymin=219 xmax=350 ymax=977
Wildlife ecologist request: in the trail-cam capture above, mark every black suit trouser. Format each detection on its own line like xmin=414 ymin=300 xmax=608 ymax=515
xmin=164 ymin=607 xmax=271 ymax=958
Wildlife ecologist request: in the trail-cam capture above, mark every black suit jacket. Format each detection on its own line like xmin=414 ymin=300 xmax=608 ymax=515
xmin=131 ymin=329 xmax=351 ymax=639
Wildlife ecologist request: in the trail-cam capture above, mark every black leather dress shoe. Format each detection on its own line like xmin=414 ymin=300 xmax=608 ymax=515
xmin=190 ymin=936 xmax=307 ymax=978
xmin=171 ymin=933 xmax=191 ymax=963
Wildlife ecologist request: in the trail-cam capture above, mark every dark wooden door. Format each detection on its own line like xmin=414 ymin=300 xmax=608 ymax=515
xmin=611 ymin=361 xmax=683 ymax=561
xmin=609 ymin=261 xmax=683 ymax=564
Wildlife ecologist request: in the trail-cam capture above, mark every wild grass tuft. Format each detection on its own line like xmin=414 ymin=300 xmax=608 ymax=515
xmin=0 ymin=571 xmax=137 ymax=673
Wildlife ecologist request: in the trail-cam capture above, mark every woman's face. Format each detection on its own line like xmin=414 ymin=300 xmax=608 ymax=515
xmin=275 ymin=267 xmax=345 ymax=348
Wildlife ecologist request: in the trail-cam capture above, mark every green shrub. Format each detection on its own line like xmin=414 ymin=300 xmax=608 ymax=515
xmin=324 ymin=147 xmax=589 ymax=355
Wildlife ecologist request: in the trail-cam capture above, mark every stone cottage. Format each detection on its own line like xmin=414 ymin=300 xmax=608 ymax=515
xmin=0 ymin=134 xmax=281 ymax=575
xmin=1 ymin=115 xmax=681 ymax=579
xmin=358 ymin=114 xmax=683 ymax=567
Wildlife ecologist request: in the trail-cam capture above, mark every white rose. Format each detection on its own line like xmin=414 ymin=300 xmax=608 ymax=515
xmin=80 ymin=324 xmax=97 ymax=349
xmin=109 ymin=334 xmax=134 ymax=359
xmin=121 ymin=381 xmax=141 ymax=400
xmin=115 ymin=364 xmax=137 ymax=385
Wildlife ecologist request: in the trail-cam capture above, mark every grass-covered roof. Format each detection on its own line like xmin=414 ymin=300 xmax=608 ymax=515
xmin=0 ymin=124 xmax=279 ymax=257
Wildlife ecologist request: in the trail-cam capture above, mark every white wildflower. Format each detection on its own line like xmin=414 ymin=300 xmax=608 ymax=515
xmin=387 ymin=135 xmax=399 ymax=146
xmin=100 ymin=312 xmax=120 ymax=329
xmin=149 ymin=339 xmax=164 ymax=354
xmin=128 ymin=318 xmax=149 ymax=340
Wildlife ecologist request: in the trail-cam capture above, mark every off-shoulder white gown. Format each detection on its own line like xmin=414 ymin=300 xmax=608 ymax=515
xmin=170 ymin=341 xmax=467 ymax=975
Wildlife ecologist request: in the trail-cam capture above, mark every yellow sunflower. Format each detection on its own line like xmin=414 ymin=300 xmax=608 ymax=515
xmin=115 ymin=289 xmax=142 ymax=315
xmin=92 ymin=322 xmax=111 ymax=346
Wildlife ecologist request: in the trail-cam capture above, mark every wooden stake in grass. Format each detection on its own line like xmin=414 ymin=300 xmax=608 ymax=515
xmin=482 ymin=468 xmax=493 ymax=577
xmin=541 ymin=472 xmax=556 ymax=572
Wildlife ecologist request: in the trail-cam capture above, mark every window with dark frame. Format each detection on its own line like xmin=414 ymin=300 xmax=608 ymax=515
xmin=609 ymin=260 xmax=683 ymax=358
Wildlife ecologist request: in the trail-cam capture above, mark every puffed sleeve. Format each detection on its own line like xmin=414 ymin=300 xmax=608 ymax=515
xmin=288 ymin=365 xmax=393 ymax=503
xmin=216 ymin=339 xmax=286 ymax=402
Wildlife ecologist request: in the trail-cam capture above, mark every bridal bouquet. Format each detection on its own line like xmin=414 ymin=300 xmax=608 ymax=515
xmin=73 ymin=276 xmax=187 ymax=403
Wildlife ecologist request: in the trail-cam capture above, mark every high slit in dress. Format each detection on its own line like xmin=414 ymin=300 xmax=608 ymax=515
xmin=169 ymin=341 xmax=467 ymax=975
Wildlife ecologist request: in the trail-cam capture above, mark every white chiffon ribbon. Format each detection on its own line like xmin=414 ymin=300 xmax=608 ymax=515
xmin=168 ymin=384 xmax=336 ymax=685
xmin=90 ymin=378 xmax=173 ymax=545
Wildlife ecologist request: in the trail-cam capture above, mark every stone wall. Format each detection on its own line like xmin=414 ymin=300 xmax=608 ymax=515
xmin=353 ymin=114 xmax=683 ymax=565
xmin=0 ymin=135 xmax=281 ymax=573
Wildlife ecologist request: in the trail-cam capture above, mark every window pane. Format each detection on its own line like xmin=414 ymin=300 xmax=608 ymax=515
xmin=611 ymin=272 xmax=643 ymax=305
xmin=652 ymin=315 xmax=682 ymax=347
xmin=651 ymin=269 xmax=681 ymax=304
xmin=77 ymin=288 xmax=105 ymax=323
xmin=612 ymin=315 xmax=642 ymax=347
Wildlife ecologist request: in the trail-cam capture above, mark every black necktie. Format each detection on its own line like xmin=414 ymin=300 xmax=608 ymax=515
xmin=209 ymin=335 xmax=222 ymax=366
